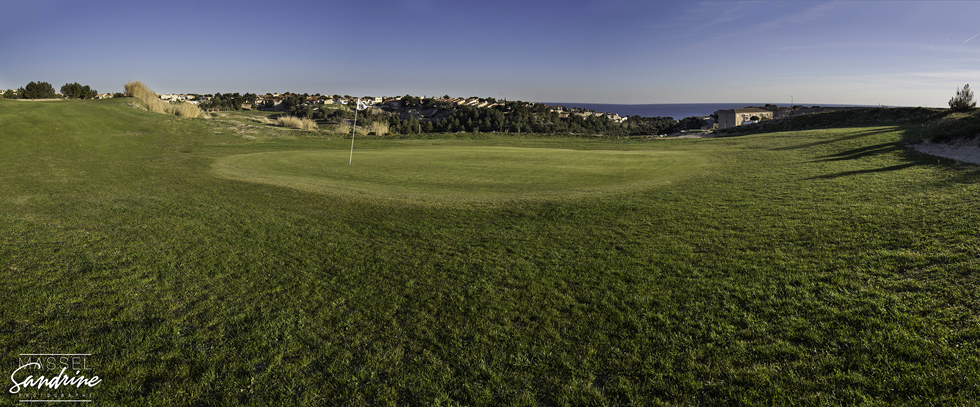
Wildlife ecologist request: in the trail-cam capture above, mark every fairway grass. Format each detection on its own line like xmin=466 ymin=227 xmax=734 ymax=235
xmin=3 ymin=98 xmax=980 ymax=405
xmin=213 ymin=146 xmax=712 ymax=203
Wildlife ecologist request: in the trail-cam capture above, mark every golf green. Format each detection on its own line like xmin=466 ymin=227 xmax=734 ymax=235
xmin=212 ymin=145 xmax=710 ymax=203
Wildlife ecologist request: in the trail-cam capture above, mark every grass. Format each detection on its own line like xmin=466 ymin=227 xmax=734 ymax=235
xmin=213 ymin=146 xmax=711 ymax=203
xmin=2 ymin=98 xmax=980 ymax=405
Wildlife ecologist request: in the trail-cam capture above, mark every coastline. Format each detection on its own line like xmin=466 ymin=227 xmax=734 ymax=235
xmin=540 ymin=102 xmax=881 ymax=120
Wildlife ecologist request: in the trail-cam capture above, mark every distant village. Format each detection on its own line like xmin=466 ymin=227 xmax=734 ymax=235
xmin=130 ymin=93 xmax=633 ymax=123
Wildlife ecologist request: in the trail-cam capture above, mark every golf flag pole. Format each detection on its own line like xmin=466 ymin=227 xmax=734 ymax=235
xmin=349 ymin=98 xmax=367 ymax=164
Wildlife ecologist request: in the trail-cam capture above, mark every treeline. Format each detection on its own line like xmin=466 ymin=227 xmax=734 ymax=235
xmin=3 ymin=81 xmax=57 ymax=99
xmin=203 ymin=91 xmax=707 ymax=136
xmin=308 ymin=100 xmax=706 ymax=136
xmin=2 ymin=81 xmax=103 ymax=99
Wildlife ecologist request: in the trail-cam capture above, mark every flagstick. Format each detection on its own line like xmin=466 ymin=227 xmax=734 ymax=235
xmin=349 ymin=101 xmax=358 ymax=165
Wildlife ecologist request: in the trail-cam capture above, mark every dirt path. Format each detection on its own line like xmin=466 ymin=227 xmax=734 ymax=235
xmin=911 ymin=143 xmax=980 ymax=165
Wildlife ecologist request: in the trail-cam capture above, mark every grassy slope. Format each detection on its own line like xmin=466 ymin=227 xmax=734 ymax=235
xmin=2 ymin=99 xmax=980 ymax=405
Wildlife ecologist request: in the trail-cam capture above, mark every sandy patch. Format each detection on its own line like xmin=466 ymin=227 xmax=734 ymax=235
xmin=912 ymin=143 xmax=980 ymax=165
xmin=674 ymin=133 xmax=717 ymax=139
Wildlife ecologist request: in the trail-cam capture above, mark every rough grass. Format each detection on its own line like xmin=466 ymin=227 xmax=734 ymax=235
xmin=3 ymin=98 xmax=980 ymax=405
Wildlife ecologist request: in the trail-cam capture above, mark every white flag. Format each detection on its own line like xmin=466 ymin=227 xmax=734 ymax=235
xmin=356 ymin=99 xmax=367 ymax=110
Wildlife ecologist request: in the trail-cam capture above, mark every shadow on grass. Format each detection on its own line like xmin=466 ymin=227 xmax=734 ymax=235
xmin=811 ymin=141 xmax=903 ymax=162
xmin=773 ymin=127 xmax=899 ymax=151
xmin=806 ymin=140 xmax=980 ymax=180
xmin=805 ymin=162 xmax=920 ymax=179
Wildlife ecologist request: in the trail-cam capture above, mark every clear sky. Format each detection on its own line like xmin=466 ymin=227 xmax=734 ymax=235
xmin=1 ymin=0 xmax=977 ymax=106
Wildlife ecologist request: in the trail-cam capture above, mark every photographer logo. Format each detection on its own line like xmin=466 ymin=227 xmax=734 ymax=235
xmin=8 ymin=353 xmax=102 ymax=403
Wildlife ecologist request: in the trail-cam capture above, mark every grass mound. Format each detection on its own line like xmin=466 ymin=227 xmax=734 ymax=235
xmin=213 ymin=146 xmax=710 ymax=203
xmin=721 ymin=107 xmax=942 ymax=135
xmin=722 ymin=106 xmax=980 ymax=145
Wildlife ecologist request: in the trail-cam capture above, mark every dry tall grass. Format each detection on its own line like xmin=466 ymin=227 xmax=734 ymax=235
xmin=367 ymin=121 xmax=389 ymax=136
xmin=124 ymin=80 xmax=152 ymax=99
xmin=124 ymin=80 xmax=200 ymax=118
xmin=166 ymin=102 xmax=202 ymax=118
xmin=337 ymin=122 xmax=368 ymax=136
xmin=277 ymin=115 xmax=318 ymax=131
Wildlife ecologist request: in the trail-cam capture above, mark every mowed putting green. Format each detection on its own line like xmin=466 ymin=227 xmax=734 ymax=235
xmin=213 ymin=145 xmax=711 ymax=202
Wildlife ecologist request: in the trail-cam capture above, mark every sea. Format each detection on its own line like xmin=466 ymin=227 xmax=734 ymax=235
xmin=540 ymin=102 xmax=881 ymax=120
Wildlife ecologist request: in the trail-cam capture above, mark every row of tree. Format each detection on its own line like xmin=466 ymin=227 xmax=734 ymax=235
xmin=2 ymin=81 xmax=100 ymax=99
xmin=305 ymin=99 xmax=705 ymax=136
xmin=416 ymin=103 xmax=704 ymax=136
xmin=3 ymin=81 xmax=56 ymax=99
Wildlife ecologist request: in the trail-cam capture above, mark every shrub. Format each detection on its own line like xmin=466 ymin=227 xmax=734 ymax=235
xmin=949 ymin=84 xmax=976 ymax=112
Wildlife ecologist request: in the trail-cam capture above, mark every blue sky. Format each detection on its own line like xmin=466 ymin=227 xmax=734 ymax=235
xmin=1 ymin=0 xmax=978 ymax=106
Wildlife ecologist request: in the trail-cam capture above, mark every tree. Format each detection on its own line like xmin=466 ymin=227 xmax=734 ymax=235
xmin=20 ymin=81 xmax=56 ymax=99
xmin=61 ymin=82 xmax=98 ymax=99
xmin=949 ymin=84 xmax=976 ymax=112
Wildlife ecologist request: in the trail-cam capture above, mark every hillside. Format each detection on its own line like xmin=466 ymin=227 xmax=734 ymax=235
xmin=718 ymin=106 xmax=980 ymax=145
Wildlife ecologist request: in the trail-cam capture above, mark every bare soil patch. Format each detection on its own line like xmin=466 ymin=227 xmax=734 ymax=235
xmin=912 ymin=142 xmax=980 ymax=165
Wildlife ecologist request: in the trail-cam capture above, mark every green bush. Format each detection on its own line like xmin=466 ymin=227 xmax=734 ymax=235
xmin=61 ymin=82 xmax=98 ymax=99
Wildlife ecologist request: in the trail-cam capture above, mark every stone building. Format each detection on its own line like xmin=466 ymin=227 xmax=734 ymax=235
xmin=714 ymin=108 xmax=774 ymax=129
